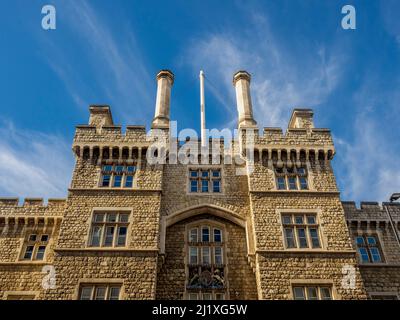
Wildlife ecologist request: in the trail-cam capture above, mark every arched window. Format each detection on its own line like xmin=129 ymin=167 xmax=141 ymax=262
xmin=186 ymin=222 xmax=226 ymax=300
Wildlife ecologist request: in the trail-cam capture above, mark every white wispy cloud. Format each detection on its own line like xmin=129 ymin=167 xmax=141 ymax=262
xmin=181 ymin=12 xmax=345 ymax=129
xmin=38 ymin=0 xmax=154 ymax=124
xmin=0 ymin=120 xmax=73 ymax=199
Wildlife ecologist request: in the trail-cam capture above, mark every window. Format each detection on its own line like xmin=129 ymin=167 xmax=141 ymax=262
xmin=189 ymin=169 xmax=222 ymax=193
xmin=21 ymin=233 xmax=49 ymax=261
xmin=281 ymin=214 xmax=321 ymax=249
xmin=88 ymin=211 xmax=130 ymax=248
xmin=100 ymin=164 xmax=136 ymax=188
xmin=79 ymin=284 xmax=121 ymax=300
xmin=293 ymin=286 xmax=332 ymax=300
xmin=274 ymin=166 xmax=309 ymax=190
xmin=355 ymin=235 xmax=383 ymax=263
xmin=186 ymin=224 xmax=226 ymax=300
xmin=370 ymin=294 xmax=399 ymax=300
xmin=6 ymin=294 xmax=36 ymax=300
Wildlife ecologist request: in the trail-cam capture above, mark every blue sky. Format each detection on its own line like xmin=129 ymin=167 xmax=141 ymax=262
xmin=0 ymin=0 xmax=399 ymax=203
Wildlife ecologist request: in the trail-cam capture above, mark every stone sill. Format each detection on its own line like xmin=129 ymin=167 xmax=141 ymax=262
xmin=249 ymin=190 xmax=340 ymax=195
xmin=0 ymin=261 xmax=50 ymax=266
xmin=68 ymin=188 xmax=162 ymax=193
xmin=256 ymin=249 xmax=356 ymax=254
xmin=54 ymin=248 xmax=159 ymax=253
xmin=358 ymin=263 xmax=400 ymax=268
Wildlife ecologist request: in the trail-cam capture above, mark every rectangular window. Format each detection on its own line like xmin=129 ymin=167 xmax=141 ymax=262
xmin=21 ymin=233 xmax=50 ymax=261
xmin=89 ymin=212 xmax=130 ymax=248
xmin=288 ymin=177 xmax=297 ymax=190
xmin=100 ymin=164 xmax=136 ymax=188
xmin=189 ymin=247 xmax=198 ymax=264
xmin=293 ymin=286 xmax=332 ymax=300
xmin=214 ymin=229 xmax=222 ymax=242
xmin=202 ymin=293 xmax=212 ymax=300
xmin=282 ymin=213 xmax=321 ymax=249
xmin=190 ymin=228 xmax=198 ymax=243
xmin=275 ymin=166 xmax=308 ymax=190
xmin=355 ymin=235 xmax=383 ymax=263
xmin=277 ymin=177 xmax=286 ymax=190
xmin=202 ymin=247 xmax=210 ymax=264
xmin=189 ymin=169 xmax=221 ymax=193
xmin=202 ymin=227 xmax=210 ymax=242
xmin=79 ymin=285 xmax=122 ymax=300
xmin=188 ymin=293 xmax=198 ymax=300
xmin=214 ymin=247 xmax=223 ymax=265
xmin=113 ymin=175 xmax=122 ymax=187
xmin=124 ymin=175 xmax=134 ymax=188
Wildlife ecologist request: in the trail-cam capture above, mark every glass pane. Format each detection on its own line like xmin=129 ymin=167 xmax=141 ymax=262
xmin=190 ymin=170 xmax=198 ymax=178
xmin=80 ymin=287 xmax=93 ymax=300
xmin=115 ymin=166 xmax=124 ymax=173
xmin=277 ymin=177 xmax=286 ymax=190
xmin=203 ymin=293 xmax=212 ymax=300
xmin=190 ymin=180 xmax=198 ymax=193
xmin=102 ymin=175 xmax=111 ymax=187
xmin=125 ymin=175 xmax=133 ymax=188
xmin=295 ymin=216 xmax=304 ymax=224
xmin=117 ymin=227 xmax=127 ymax=246
xmin=212 ymin=170 xmax=220 ymax=177
xmin=370 ymin=248 xmax=381 ymax=262
xmin=94 ymin=213 xmax=105 ymax=222
xmin=41 ymin=235 xmax=49 ymax=242
xmin=109 ymin=287 xmax=120 ymax=300
xmin=90 ymin=226 xmax=102 ymax=246
xmin=284 ymin=228 xmax=296 ymax=248
xmin=297 ymin=228 xmax=308 ymax=248
xmin=215 ymin=293 xmax=224 ymax=300
xmin=202 ymin=227 xmax=210 ymax=242
xmin=119 ymin=214 xmax=129 ymax=223
xmin=299 ymin=177 xmax=308 ymax=190
xmin=189 ymin=247 xmax=198 ymax=264
xmin=201 ymin=171 xmax=209 ymax=178
xmin=359 ymin=248 xmax=370 ymax=263
xmin=309 ymin=228 xmax=321 ymax=248
xmin=189 ymin=229 xmax=198 ymax=242
xmin=288 ymin=177 xmax=297 ymax=190
xmin=201 ymin=180 xmax=209 ymax=192
xmin=293 ymin=287 xmax=305 ymax=300
xmin=306 ymin=216 xmax=316 ymax=224
xmin=35 ymin=246 xmax=46 ymax=260
xmin=95 ymin=287 xmax=106 ymax=300
xmin=113 ymin=175 xmax=122 ymax=187
xmin=23 ymin=246 xmax=34 ymax=260
xmin=356 ymin=236 xmax=365 ymax=245
xmin=320 ymin=287 xmax=332 ymax=300
xmin=307 ymin=287 xmax=318 ymax=300
xmin=213 ymin=180 xmax=221 ymax=193
xmin=29 ymin=234 xmax=37 ymax=242
xmin=297 ymin=167 xmax=306 ymax=175
xmin=189 ymin=293 xmax=198 ymax=300
xmin=214 ymin=229 xmax=222 ymax=242
xmin=102 ymin=165 xmax=112 ymax=172
xmin=126 ymin=166 xmax=136 ymax=173
xmin=104 ymin=226 xmax=115 ymax=247
xmin=214 ymin=247 xmax=223 ymax=264
xmin=367 ymin=236 xmax=377 ymax=245
xmin=282 ymin=215 xmax=292 ymax=224
xmin=107 ymin=213 xmax=117 ymax=222
xmin=202 ymin=247 xmax=210 ymax=264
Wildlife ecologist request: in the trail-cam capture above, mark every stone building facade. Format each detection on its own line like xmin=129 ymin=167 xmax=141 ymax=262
xmin=0 ymin=70 xmax=399 ymax=300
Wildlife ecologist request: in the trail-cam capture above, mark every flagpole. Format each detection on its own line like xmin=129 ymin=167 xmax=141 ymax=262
xmin=200 ymin=70 xmax=206 ymax=147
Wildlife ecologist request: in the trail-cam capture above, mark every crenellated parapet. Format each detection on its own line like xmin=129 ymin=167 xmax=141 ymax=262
xmin=0 ymin=198 xmax=65 ymax=227
xmin=343 ymin=201 xmax=400 ymax=230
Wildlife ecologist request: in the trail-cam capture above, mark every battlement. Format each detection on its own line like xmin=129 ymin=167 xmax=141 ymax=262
xmin=0 ymin=197 xmax=66 ymax=210
xmin=342 ymin=201 xmax=400 ymax=224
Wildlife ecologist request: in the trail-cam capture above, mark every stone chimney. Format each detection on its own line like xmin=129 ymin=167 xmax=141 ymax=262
xmin=233 ymin=71 xmax=257 ymax=128
xmin=288 ymin=109 xmax=314 ymax=130
xmin=152 ymin=70 xmax=174 ymax=129
xmin=89 ymin=105 xmax=113 ymax=128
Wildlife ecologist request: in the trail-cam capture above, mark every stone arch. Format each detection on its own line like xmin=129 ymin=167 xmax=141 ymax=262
xmin=160 ymin=204 xmax=247 ymax=255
